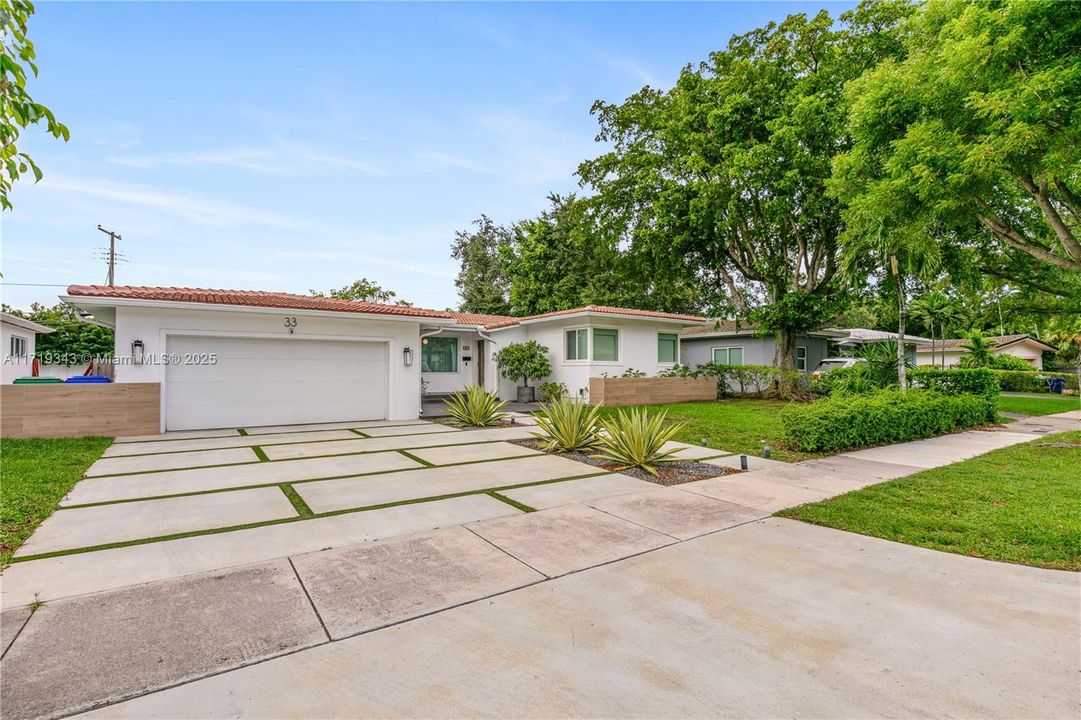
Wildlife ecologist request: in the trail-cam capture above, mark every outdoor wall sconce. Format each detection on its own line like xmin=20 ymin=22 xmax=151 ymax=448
xmin=131 ymin=339 xmax=145 ymax=365
xmin=403 ymin=346 xmax=414 ymax=367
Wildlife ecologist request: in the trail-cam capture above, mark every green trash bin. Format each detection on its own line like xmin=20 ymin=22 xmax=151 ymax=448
xmin=13 ymin=377 xmax=63 ymax=384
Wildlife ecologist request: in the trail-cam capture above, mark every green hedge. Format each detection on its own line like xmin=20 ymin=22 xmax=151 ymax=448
xmin=907 ymin=367 xmax=999 ymax=407
xmin=781 ymin=389 xmax=994 ymax=452
xmin=992 ymin=369 xmax=1078 ymax=393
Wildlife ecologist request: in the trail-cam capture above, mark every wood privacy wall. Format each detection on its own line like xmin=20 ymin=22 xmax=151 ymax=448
xmin=2 ymin=383 xmax=160 ymax=439
xmin=588 ymin=376 xmax=716 ymax=407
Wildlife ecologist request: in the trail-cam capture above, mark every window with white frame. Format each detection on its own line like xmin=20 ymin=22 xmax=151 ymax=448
xmin=9 ymin=335 xmax=27 ymax=358
xmin=657 ymin=333 xmax=678 ymax=364
xmin=796 ymin=346 xmax=807 ymax=371
xmin=712 ymin=346 xmax=743 ymax=365
xmin=592 ymin=328 xmax=619 ymax=362
xmin=565 ymin=328 xmax=588 ymax=361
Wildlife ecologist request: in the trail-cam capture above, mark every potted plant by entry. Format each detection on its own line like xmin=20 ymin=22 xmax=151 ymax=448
xmin=495 ymin=340 xmax=551 ymax=403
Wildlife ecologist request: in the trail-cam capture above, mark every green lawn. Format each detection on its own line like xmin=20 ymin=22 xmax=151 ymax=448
xmin=597 ymin=399 xmax=817 ymax=462
xmin=998 ymin=393 xmax=1079 ymax=417
xmin=1 ymin=437 xmax=111 ymax=565
xmin=778 ymin=432 xmax=1081 ymax=570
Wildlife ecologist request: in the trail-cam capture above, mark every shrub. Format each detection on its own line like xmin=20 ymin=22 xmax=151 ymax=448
xmin=993 ymin=369 xmax=1078 ymax=393
xmin=443 ymin=385 xmax=509 ymax=427
xmin=620 ymin=368 xmax=647 ymax=378
xmin=594 ymin=408 xmax=686 ymax=476
xmin=989 ymin=353 xmax=1037 ymax=371
xmin=532 ymin=398 xmax=601 ymax=452
xmin=537 ymin=381 xmax=568 ymax=402
xmin=781 ymin=389 xmax=993 ymax=452
xmin=907 ymin=367 xmax=999 ymax=419
xmin=810 ymin=365 xmax=877 ymax=396
xmin=657 ymin=364 xmax=697 ymax=378
xmin=495 ymin=341 xmax=551 ymax=388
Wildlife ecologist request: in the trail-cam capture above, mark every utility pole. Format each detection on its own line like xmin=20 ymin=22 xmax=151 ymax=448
xmin=97 ymin=225 xmax=121 ymax=286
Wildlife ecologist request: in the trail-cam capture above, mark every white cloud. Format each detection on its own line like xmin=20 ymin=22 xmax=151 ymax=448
xmin=40 ymin=175 xmax=317 ymax=231
xmin=303 ymin=153 xmax=389 ymax=176
xmin=105 ymin=147 xmax=286 ymax=174
xmin=594 ymin=51 xmax=659 ymax=88
xmin=413 ymin=151 xmax=493 ymax=174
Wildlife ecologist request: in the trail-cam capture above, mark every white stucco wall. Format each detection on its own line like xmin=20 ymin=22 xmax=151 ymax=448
xmin=487 ymin=317 xmax=688 ymax=401
xmin=917 ymin=343 xmax=1044 ymax=370
xmin=420 ymin=328 xmax=481 ymax=394
xmin=111 ymin=305 xmax=425 ymax=423
xmin=1 ymin=322 xmax=37 ymax=384
xmin=998 ymin=343 xmax=1043 ymax=369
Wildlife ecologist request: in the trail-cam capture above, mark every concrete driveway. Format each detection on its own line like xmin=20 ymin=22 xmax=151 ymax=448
xmin=1 ymin=417 xmax=1070 ymax=719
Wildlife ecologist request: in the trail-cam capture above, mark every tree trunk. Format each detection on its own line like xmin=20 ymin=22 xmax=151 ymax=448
xmin=891 ymin=254 xmax=907 ymax=388
xmin=929 ymin=318 xmax=935 ymax=369
xmin=772 ymin=328 xmax=798 ymax=397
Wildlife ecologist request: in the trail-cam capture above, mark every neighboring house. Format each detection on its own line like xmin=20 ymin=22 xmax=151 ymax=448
xmin=679 ymin=321 xmax=848 ymax=373
xmin=833 ymin=328 xmax=931 ymax=365
xmin=1 ymin=312 xmax=54 ymax=384
xmin=62 ymin=286 xmax=705 ymax=432
xmin=916 ymin=334 xmax=1057 ymax=370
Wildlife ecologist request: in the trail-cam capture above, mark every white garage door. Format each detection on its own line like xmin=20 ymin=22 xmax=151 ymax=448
xmin=165 ymin=336 xmax=388 ymax=431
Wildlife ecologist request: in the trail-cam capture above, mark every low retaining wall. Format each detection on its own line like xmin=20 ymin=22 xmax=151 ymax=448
xmin=1 ymin=383 xmax=160 ymax=439
xmin=588 ymin=376 xmax=715 ymax=407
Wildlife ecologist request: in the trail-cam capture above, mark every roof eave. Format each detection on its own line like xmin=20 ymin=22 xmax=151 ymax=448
xmin=60 ymin=295 xmax=458 ymax=325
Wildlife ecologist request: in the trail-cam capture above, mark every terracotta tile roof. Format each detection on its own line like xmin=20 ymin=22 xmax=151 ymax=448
xmin=449 ymin=311 xmax=519 ymax=329
xmin=66 ymin=285 xmax=455 ymax=319
xmin=680 ymin=319 xmax=761 ymax=337
xmin=932 ymin=334 xmax=1056 ymax=351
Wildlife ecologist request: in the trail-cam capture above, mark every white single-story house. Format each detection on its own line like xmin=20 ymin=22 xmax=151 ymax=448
xmin=916 ymin=334 xmax=1057 ymax=370
xmin=63 ymin=285 xmax=706 ymax=432
xmin=833 ymin=328 xmax=931 ymax=364
xmin=1 ymin=312 xmax=55 ymax=384
xmin=679 ymin=321 xmax=849 ymax=373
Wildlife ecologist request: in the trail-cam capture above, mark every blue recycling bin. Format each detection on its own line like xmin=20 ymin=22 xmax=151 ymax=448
xmin=1048 ymin=377 xmax=1065 ymax=394
xmin=64 ymin=375 xmax=112 ymax=383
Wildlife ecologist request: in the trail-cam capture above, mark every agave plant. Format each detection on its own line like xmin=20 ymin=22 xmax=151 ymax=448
xmin=443 ymin=385 xmax=509 ymax=427
xmin=531 ymin=398 xmax=602 ymax=452
xmin=593 ymin=408 xmax=685 ymax=475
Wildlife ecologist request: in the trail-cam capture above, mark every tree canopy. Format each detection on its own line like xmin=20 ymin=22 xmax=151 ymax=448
xmin=578 ymin=1 xmax=913 ymax=368
xmin=834 ymin=0 xmax=1081 ymax=275
xmin=310 ymin=278 xmax=411 ymax=306
xmin=451 ymin=215 xmax=512 ymax=316
xmin=1 ymin=0 xmax=69 ymax=211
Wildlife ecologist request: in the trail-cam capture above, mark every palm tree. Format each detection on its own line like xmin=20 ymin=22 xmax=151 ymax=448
xmin=842 ymin=223 xmax=942 ymax=387
xmin=911 ymin=291 xmax=951 ymax=369
xmin=960 ymin=332 xmax=995 ymax=367
xmin=935 ymin=301 xmax=965 ymax=368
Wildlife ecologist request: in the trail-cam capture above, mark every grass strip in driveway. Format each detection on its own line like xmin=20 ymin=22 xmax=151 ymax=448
xmin=778 ymin=431 xmax=1081 ymax=570
xmin=0 ymin=437 xmax=111 ymax=565
xmin=279 ymin=485 xmax=314 ymax=517
xmin=9 ymin=470 xmax=610 ymax=563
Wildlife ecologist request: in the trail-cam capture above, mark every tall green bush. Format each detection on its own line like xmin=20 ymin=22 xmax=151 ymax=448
xmin=993 ymin=369 xmax=1078 ymax=393
xmin=781 ymin=390 xmax=993 ymax=453
xmin=907 ymin=367 xmax=999 ymax=419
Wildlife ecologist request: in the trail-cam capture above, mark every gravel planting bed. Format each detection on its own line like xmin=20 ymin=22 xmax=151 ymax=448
xmin=510 ymin=438 xmax=738 ymax=486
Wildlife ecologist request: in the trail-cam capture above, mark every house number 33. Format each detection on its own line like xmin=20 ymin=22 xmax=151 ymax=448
xmin=284 ymin=317 xmax=298 ymax=328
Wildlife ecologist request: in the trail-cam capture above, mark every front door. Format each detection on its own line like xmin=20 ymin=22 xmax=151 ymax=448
xmin=476 ymin=339 xmax=485 ymax=389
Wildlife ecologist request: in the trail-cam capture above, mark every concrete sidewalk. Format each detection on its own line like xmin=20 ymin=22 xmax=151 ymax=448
xmin=81 ymin=520 xmax=1079 ymax=719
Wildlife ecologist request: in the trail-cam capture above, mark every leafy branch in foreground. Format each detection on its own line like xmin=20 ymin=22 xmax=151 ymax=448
xmin=1 ymin=0 xmax=70 ymax=211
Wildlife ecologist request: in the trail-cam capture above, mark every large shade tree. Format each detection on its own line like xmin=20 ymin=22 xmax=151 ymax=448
xmin=578 ymin=1 xmax=913 ymax=372
xmin=451 ymin=215 xmax=513 ymax=316
xmin=834 ymin=0 xmax=1081 ymax=277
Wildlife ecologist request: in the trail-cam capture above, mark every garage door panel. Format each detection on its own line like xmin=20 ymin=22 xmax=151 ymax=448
xmin=167 ymin=378 xmax=387 ymax=408
xmin=165 ymin=337 xmax=388 ymax=431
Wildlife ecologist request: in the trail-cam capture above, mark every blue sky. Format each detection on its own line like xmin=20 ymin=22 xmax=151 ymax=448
xmin=3 ymin=1 xmax=854 ymax=312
